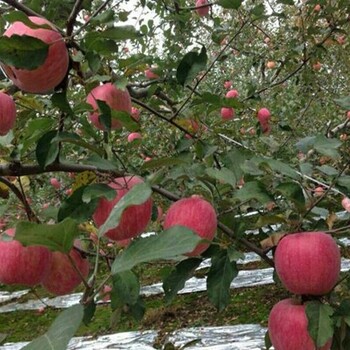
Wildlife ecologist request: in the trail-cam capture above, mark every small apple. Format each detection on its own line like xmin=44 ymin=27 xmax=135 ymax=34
xmin=225 ymin=89 xmax=239 ymax=98
xmin=268 ymin=298 xmax=332 ymax=350
xmin=266 ymin=61 xmax=276 ymax=69
xmin=264 ymin=37 xmax=271 ymax=44
xmin=86 ymin=83 xmax=132 ymax=131
xmin=144 ymin=156 xmax=152 ymax=162
xmin=312 ymin=61 xmax=322 ymax=71
xmin=224 ymin=80 xmax=232 ymax=89
xmin=195 ymin=0 xmax=210 ymax=17
xmin=347 ymin=111 xmax=350 ymax=119
xmin=257 ymin=108 xmax=271 ymax=124
xmin=0 ymin=92 xmax=16 ymax=135
xmin=144 ymin=68 xmax=159 ymax=79
xmin=127 ymin=132 xmax=142 ymax=142
xmin=274 ymin=232 xmax=341 ymax=295
xmin=131 ymin=107 xmax=140 ymax=121
xmin=314 ymin=186 xmax=324 ymax=196
xmin=221 ymin=107 xmax=235 ymax=120
xmin=163 ymin=195 xmax=217 ymax=256
xmin=314 ymin=4 xmax=321 ymax=12
xmin=1 ymin=17 xmax=69 ymax=94
xmin=50 ymin=177 xmax=61 ymax=190
xmin=341 ymin=197 xmax=350 ymax=212
xmin=337 ymin=35 xmax=346 ymax=45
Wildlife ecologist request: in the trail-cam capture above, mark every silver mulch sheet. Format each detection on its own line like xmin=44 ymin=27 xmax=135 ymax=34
xmin=0 ymin=290 xmax=29 ymax=304
xmin=0 ymin=325 xmax=269 ymax=349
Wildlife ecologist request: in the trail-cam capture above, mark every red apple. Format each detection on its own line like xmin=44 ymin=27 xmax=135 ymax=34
xmin=144 ymin=68 xmax=159 ymax=79
xmin=314 ymin=4 xmax=321 ymax=12
xmin=341 ymin=197 xmax=350 ymax=212
xmin=0 ymin=92 xmax=16 ymax=135
xmin=127 ymin=132 xmax=142 ymax=142
xmin=86 ymin=82 xmax=132 ymax=130
xmin=257 ymin=107 xmax=271 ymax=124
xmin=0 ymin=228 xmax=52 ymax=286
xmin=93 ymin=176 xmax=153 ymax=241
xmin=50 ymin=177 xmax=61 ymax=190
xmin=313 ymin=61 xmax=322 ymax=71
xmin=1 ymin=16 xmax=69 ymax=94
xmin=221 ymin=107 xmax=235 ymax=120
xmin=41 ymin=248 xmax=89 ymax=296
xmin=225 ymin=89 xmax=239 ymax=98
xmin=131 ymin=107 xmax=140 ymax=121
xmin=195 ymin=0 xmax=210 ymax=17
xmin=266 ymin=61 xmax=276 ymax=69
xmin=347 ymin=111 xmax=350 ymax=119
xmin=268 ymin=298 xmax=332 ymax=350
xmin=163 ymin=195 xmax=217 ymax=256
xmin=274 ymin=232 xmax=341 ymax=295
xmin=224 ymin=80 xmax=232 ymax=89
xmin=313 ymin=186 xmax=324 ymax=197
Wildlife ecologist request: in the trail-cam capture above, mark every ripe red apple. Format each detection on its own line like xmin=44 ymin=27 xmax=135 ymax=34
xmin=347 ymin=111 xmax=350 ymax=119
xmin=342 ymin=197 xmax=350 ymax=212
xmin=266 ymin=61 xmax=276 ymax=69
xmin=131 ymin=107 xmax=140 ymax=121
xmin=195 ymin=0 xmax=210 ymax=17
xmin=163 ymin=195 xmax=217 ymax=256
xmin=144 ymin=68 xmax=159 ymax=79
xmin=1 ymin=16 xmax=69 ymax=94
xmin=221 ymin=107 xmax=235 ymax=120
xmin=0 ymin=92 xmax=16 ymax=135
xmin=314 ymin=4 xmax=321 ymax=12
xmin=93 ymin=176 xmax=153 ymax=241
xmin=224 ymin=80 xmax=232 ymax=89
xmin=127 ymin=132 xmax=142 ymax=142
xmin=312 ymin=61 xmax=322 ymax=71
xmin=274 ymin=232 xmax=341 ymax=295
xmin=225 ymin=89 xmax=239 ymax=98
xmin=50 ymin=177 xmax=61 ymax=190
xmin=268 ymin=298 xmax=332 ymax=350
xmin=0 ymin=228 xmax=52 ymax=286
xmin=86 ymin=82 xmax=132 ymax=130
xmin=313 ymin=186 xmax=324 ymax=197
xmin=41 ymin=248 xmax=89 ymax=296
xmin=144 ymin=156 xmax=152 ymax=162
xmin=257 ymin=107 xmax=271 ymax=124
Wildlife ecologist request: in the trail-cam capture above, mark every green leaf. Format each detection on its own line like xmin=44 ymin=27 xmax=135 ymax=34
xmin=111 ymin=227 xmax=202 ymax=274
xmin=334 ymin=96 xmax=350 ymax=110
xmin=3 ymin=11 xmax=52 ymax=29
xmin=176 ymin=46 xmax=207 ymax=86
xmin=141 ymin=157 xmax=188 ymax=170
xmin=277 ymin=0 xmax=294 ymax=4
xmin=163 ymin=258 xmax=202 ymax=303
xmin=84 ymin=155 xmax=119 ymax=171
xmin=217 ymin=0 xmax=242 ymax=9
xmin=306 ymin=301 xmax=334 ymax=348
xmin=0 ymin=35 xmax=49 ymax=70
xmin=316 ymin=165 xmax=339 ymax=176
xmin=83 ymin=301 xmax=96 ymax=326
xmin=206 ymin=168 xmax=237 ymax=187
xmin=82 ymin=184 xmax=116 ymax=203
xmin=314 ymin=135 xmax=341 ymax=159
xmin=275 ymin=182 xmax=305 ymax=210
xmin=22 ymin=304 xmax=83 ymax=350
xmin=36 ymin=130 xmax=59 ymax=169
xmin=264 ymin=159 xmax=299 ymax=180
xmin=264 ymin=330 xmax=272 ymax=349
xmin=51 ymin=93 xmax=74 ymax=116
xmin=15 ymin=218 xmax=80 ymax=253
xmin=52 ymin=132 xmax=104 ymax=156
xmin=111 ymin=270 xmax=140 ymax=307
xmin=98 ymin=182 xmax=152 ymax=237
xmin=235 ymin=181 xmax=273 ymax=204
xmin=57 ymin=186 xmax=99 ymax=223
xmin=207 ymin=251 xmax=238 ymax=311
xmin=111 ymin=110 xmax=140 ymax=131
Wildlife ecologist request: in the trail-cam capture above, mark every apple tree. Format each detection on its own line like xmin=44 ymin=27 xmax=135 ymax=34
xmin=0 ymin=0 xmax=350 ymax=348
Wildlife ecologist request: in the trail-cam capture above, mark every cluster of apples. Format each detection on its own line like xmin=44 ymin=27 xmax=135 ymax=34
xmin=93 ymin=175 xmax=217 ymax=256
xmin=0 ymin=228 xmax=89 ymax=296
xmin=221 ymin=82 xmax=239 ymax=121
xmin=268 ymin=232 xmax=341 ymax=349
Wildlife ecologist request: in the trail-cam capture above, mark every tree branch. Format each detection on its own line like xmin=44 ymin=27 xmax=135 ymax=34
xmin=1 ymin=0 xmax=41 ymax=17
xmin=66 ymin=0 xmax=84 ymax=37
